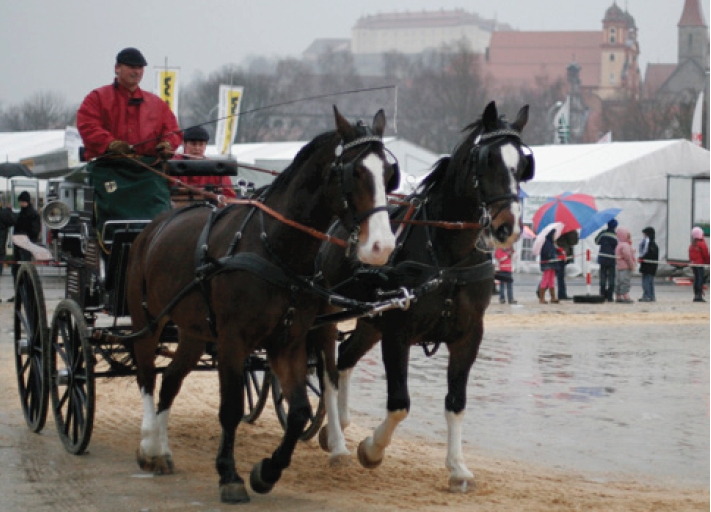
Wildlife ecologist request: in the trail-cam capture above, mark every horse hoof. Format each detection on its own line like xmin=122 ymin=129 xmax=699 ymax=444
xmin=135 ymin=449 xmax=174 ymax=475
xmin=318 ymin=425 xmax=330 ymax=452
xmin=448 ymin=476 xmax=473 ymax=493
xmin=329 ymin=454 xmax=352 ymax=468
xmin=357 ymin=440 xmax=382 ymax=469
xmin=153 ymin=454 xmax=175 ymax=475
xmin=221 ymin=482 xmax=250 ymax=503
xmin=250 ymin=460 xmax=275 ymax=495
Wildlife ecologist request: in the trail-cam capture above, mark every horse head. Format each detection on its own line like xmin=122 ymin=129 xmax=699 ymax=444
xmin=450 ymin=101 xmax=533 ymax=248
xmin=328 ymin=106 xmax=397 ymax=265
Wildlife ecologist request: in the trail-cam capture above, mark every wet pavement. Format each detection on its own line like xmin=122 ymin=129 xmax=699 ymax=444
xmin=346 ymin=273 xmax=710 ymax=487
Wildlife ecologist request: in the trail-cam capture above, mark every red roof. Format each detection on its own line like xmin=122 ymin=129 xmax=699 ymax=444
xmin=678 ymin=0 xmax=707 ymax=27
xmin=484 ymin=31 xmax=602 ymax=89
xmin=643 ymin=63 xmax=677 ymax=97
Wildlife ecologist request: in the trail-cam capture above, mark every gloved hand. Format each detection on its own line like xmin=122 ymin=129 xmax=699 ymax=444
xmin=107 ymin=140 xmax=132 ymax=154
xmin=156 ymin=141 xmax=173 ymax=158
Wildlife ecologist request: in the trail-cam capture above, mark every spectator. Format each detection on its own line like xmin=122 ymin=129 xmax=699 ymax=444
xmin=595 ymin=219 xmax=618 ymax=301
xmin=638 ymin=226 xmax=658 ymax=302
xmin=614 ymin=227 xmax=635 ymax=303
xmin=0 ymin=198 xmax=16 ymax=301
xmin=495 ymin=246 xmax=516 ymax=304
xmin=539 ymin=230 xmax=559 ymax=304
xmin=555 ymin=231 xmax=577 ymax=300
xmin=689 ymin=226 xmax=709 ymax=302
xmin=8 ymin=191 xmax=41 ymax=302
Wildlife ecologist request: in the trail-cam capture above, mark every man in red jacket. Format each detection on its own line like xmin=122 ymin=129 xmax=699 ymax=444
xmin=76 ymin=47 xmax=182 ymax=249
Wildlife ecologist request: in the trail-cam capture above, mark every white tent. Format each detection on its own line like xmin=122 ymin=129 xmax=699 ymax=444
xmin=519 ymin=139 xmax=710 ymax=274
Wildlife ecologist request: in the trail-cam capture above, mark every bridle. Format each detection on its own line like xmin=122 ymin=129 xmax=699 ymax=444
xmin=330 ymin=132 xmax=399 ymax=251
xmin=463 ymin=127 xmax=534 ymax=229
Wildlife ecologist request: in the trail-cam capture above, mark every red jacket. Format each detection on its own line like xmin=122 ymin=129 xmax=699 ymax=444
xmin=689 ymin=238 xmax=710 ymax=265
xmin=495 ymin=247 xmax=513 ymax=272
xmin=77 ymin=80 xmax=182 ymax=160
xmin=172 ymin=154 xmax=237 ymax=198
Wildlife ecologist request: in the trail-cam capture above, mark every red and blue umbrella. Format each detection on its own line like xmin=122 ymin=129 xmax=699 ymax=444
xmin=532 ymin=192 xmax=597 ymax=234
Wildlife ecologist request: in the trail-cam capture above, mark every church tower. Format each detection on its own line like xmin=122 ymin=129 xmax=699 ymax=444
xmin=677 ymin=0 xmax=709 ymax=68
xmin=599 ymin=2 xmax=641 ymax=99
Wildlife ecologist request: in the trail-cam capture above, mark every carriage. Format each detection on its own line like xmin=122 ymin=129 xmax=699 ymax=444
xmin=12 ymin=157 xmax=332 ymax=455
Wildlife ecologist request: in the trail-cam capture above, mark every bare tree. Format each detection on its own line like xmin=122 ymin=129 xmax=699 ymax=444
xmin=0 ymin=91 xmax=76 ymax=131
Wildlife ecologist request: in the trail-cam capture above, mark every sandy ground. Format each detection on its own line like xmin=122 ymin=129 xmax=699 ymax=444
xmin=0 ymin=277 xmax=709 ymax=511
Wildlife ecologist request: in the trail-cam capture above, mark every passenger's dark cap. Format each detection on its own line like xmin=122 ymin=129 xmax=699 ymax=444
xmin=116 ymin=47 xmax=147 ymax=67
xmin=183 ymin=126 xmax=210 ymax=142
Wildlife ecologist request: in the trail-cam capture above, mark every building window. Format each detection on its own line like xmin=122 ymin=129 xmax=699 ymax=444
xmin=610 ymin=53 xmax=615 ymax=62
xmin=609 ymin=27 xmax=616 ymax=44
xmin=609 ymin=73 xmax=616 ymax=84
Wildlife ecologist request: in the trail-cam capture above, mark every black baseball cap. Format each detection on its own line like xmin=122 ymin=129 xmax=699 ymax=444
xmin=116 ymin=47 xmax=147 ymax=67
xmin=183 ymin=126 xmax=210 ymax=142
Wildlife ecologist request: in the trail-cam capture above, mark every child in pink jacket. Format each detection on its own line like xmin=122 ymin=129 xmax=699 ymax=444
xmin=614 ymin=227 xmax=636 ymax=303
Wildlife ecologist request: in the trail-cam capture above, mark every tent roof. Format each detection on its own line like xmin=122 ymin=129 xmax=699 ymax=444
xmin=522 ymin=139 xmax=710 ymax=200
xmin=0 ymin=130 xmax=65 ymax=162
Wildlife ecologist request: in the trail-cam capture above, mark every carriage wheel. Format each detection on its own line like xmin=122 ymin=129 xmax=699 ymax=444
xmin=13 ymin=262 xmax=49 ymax=433
xmin=242 ymin=354 xmax=271 ymax=423
xmin=271 ymin=355 xmax=325 ymax=441
xmin=49 ymin=299 xmax=95 ymax=455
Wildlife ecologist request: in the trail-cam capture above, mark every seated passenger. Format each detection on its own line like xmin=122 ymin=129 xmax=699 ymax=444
xmin=76 ymin=47 xmax=182 ymax=248
xmin=173 ymin=126 xmax=237 ymax=199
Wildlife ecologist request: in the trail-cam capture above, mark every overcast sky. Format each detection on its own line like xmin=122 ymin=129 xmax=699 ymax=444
xmin=0 ymin=0 xmax=706 ymax=107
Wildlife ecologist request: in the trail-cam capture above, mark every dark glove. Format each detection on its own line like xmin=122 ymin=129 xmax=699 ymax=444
xmin=107 ymin=140 xmax=132 ymax=154
xmin=156 ymin=141 xmax=173 ymax=158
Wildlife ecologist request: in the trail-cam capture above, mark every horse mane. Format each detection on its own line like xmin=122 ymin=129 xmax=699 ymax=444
xmin=266 ymin=130 xmax=336 ymax=195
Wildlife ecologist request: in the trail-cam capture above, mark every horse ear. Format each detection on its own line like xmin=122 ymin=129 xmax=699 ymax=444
xmin=333 ymin=105 xmax=354 ymax=141
xmin=511 ymin=105 xmax=529 ymax=133
xmin=371 ymin=109 xmax=386 ymax=137
xmin=482 ymin=101 xmax=498 ymax=131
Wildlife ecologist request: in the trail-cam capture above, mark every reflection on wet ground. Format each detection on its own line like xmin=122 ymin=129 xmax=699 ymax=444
xmin=349 ymin=323 xmax=709 ymax=486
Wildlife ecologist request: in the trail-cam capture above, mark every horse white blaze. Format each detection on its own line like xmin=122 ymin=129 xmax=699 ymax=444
xmin=498 ymin=143 xmax=523 ymax=241
xmin=445 ymin=410 xmax=474 ymax=492
xmin=358 ymin=154 xmax=395 ymax=265
xmin=362 ymin=408 xmax=407 ymax=463
xmin=323 ymin=375 xmax=350 ymax=458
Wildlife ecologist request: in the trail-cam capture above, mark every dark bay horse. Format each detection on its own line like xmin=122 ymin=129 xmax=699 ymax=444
xmin=310 ymin=101 xmax=533 ymax=492
xmin=125 ymin=107 xmax=398 ymax=503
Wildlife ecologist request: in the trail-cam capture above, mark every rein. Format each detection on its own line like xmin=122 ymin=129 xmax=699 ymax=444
xmin=97 ymin=153 xmax=350 ymax=249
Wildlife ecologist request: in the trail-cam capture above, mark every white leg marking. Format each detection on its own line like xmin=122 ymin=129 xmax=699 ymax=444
xmin=363 ymin=409 xmax=407 ymax=463
xmin=337 ymin=369 xmax=352 ymax=430
xmin=358 ymin=154 xmax=395 ymax=265
xmin=157 ymin=408 xmax=172 ymax=457
xmin=140 ymin=390 xmax=160 ymax=456
xmin=324 ymin=376 xmax=350 ymax=458
xmin=445 ymin=410 xmax=474 ymax=492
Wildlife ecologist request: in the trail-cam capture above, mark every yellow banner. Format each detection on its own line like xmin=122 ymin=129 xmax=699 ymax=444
xmin=216 ymin=85 xmax=244 ymax=154
xmin=154 ymin=68 xmax=179 ymax=117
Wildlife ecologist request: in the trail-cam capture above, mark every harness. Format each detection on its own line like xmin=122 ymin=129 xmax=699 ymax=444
xmin=135 ymin=132 xmax=402 ymax=339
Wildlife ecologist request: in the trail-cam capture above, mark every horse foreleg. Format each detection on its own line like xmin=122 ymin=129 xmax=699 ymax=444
xmin=320 ymin=370 xmax=350 ymax=465
xmin=443 ymin=331 xmax=482 ymax=493
xmin=250 ymin=351 xmax=309 ymax=494
xmin=357 ymin=338 xmax=410 ymax=469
